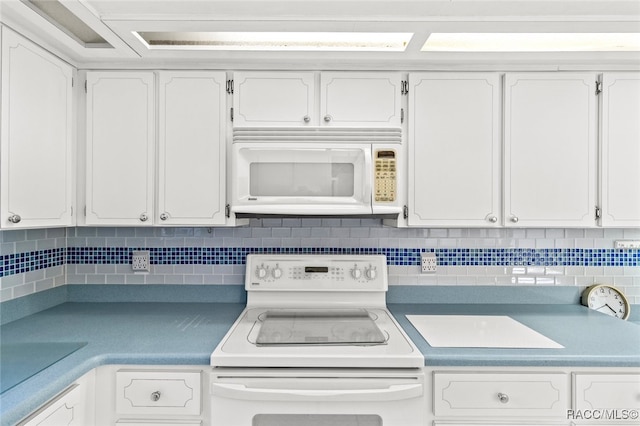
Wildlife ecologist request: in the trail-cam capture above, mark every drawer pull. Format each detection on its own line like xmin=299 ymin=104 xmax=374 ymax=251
xmin=497 ymin=392 xmax=509 ymax=403
xmin=150 ymin=391 xmax=161 ymax=402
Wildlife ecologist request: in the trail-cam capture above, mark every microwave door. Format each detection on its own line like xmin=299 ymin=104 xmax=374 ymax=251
xmin=232 ymin=145 xmax=372 ymax=215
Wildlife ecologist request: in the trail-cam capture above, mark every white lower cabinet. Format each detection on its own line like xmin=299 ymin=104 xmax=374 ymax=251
xmin=433 ymin=372 xmax=568 ymax=418
xmin=95 ymin=365 xmax=207 ymax=426
xmin=427 ymin=367 xmax=640 ymax=426
xmin=18 ymin=370 xmax=95 ymax=426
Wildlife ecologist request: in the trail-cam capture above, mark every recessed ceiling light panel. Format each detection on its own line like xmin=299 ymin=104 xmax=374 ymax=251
xmin=134 ymin=31 xmax=413 ymax=51
xmin=422 ymin=33 xmax=640 ymax=52
xmin=23 ymin=0 xmax=109 ymax=46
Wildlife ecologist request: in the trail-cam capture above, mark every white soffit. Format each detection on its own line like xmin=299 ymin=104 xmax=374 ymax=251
xmin=1 ymin=0 xmax=639 ymax=67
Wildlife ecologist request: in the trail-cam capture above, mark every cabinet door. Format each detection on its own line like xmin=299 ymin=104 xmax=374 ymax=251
xmin=408 ymin=73 xmax=501 ymax=227
xmin=320 ymin=72 xmax=402 ymax=127
xmin=19 ymin=384 xmax=84 ymax=426
xmin=158 ymin=72 xmax=227 ymax=225
xmin=504 ymin=73 xmax=597 ymax=227
xmin=233 ymin=72 xmax=315 ymax=126
xmin=574 ymin=373 xmax=640 ymax=411
xmin=0 ymin=27 xmax=74 ymax=229
xmin=600 ymin=72 xmax=640 ymax=227
xmin=85 ymin=72 xmax=155 ymax=225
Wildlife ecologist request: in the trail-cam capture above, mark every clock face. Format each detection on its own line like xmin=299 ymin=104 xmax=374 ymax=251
xmin=586 ymin=286 xmax=629 ymax=319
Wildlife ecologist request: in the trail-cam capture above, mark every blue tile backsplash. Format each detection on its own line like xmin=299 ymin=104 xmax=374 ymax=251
xmin=2 ymin=222 xmax=640 ymax=303
xmin=2 ymin=247 xmax=639 ymax=277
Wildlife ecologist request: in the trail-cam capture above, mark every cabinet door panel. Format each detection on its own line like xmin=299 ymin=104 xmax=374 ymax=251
xmin=233 ymin=72 xmax=315 ymax=126
xmin=19 ymin=383 xmax=86 ymax=426
xmin=1 ymin=27 xmax=74 ymax=228
xmin=86 ymin=72 xmax=155 ymax=225
xmin=504 ymin=73 xmax=596 ymax=227
xmin=600 ymin=73 xmax=640 ymax=227
xmin=574 ymin=373 xmax=640 ymax=411
xmin=158 ymin=72 xmax=227 ymax=225
xmin=408 ymin=73 xmax=501 ymax=227
xmin=320 ymin=72 xmax=402 ymax=126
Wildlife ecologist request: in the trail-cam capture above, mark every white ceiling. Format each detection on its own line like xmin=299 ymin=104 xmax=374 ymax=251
xmin=1 ymin=0 xmax=639 ymax=69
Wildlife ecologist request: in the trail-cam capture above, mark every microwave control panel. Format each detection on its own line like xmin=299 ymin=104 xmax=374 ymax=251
xmin=374 ymin=150 xmax=396 ymax=202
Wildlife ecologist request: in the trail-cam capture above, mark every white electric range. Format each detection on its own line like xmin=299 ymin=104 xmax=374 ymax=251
xmin=210 ymin=254 xmax=423 ymax=368
xmin=209 ymin=254 xmax=425 ymax=426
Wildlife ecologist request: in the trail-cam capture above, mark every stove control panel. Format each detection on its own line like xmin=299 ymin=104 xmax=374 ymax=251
xmin=245 ymin=254 xmax=388 ymax=291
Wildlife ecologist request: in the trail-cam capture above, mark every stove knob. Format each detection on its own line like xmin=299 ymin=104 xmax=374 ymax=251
xmin=351 ymin=267 xmax=362 ymax=279
xmin=272 ymin=266 xmax=282 ymax=279
xmin=366 ymin=267 xmax=377 ymax=280
xmin=256 ymin=266 xmax=267 ymax=279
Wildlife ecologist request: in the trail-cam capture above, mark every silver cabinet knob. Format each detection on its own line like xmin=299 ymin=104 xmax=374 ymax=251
xmin=488 ymin=215 xmax=498 ymax=223
xmin=150 ymin=391 xmax=161 ymax=402
xmin=139 ymin=213 xmax=149 ymax=222
xmin=303 ymin=115 xmax=310 ymax=123
xmin=497 ymin=393 xmax=509 ymax=403
xmin=160 ymin=213 xmax=168 ymax=221
xmin=8 ymin=214 xmax=21 ymax=224
xmin=510 ymin=216 xmax=519 ymax=223
xmin=324 ymin=114 xmax=332 ymax=122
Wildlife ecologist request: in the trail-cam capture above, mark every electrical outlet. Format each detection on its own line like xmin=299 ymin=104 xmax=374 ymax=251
xmin=421 ymin=252 xmax=437 ymax=273
xmin=615 ymin=240 xmax=640 ymax=249
xmin=132 ymin=250 xmax=150 ymax=273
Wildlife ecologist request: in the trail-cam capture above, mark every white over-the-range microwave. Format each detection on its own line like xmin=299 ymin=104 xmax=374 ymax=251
xmin=230 ymin=127 xmax=404 ymax=217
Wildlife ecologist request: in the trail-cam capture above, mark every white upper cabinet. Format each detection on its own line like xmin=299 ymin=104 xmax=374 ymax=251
xmin=600 ymin=72 xmax=640 ymax=227
xmin=233 ymin=72 xmax=315 ymax=126
xmin=1 ymin=27 xmax=74 ymax=229
xmin=504 ymin=73 xmax=597 ymax=227
xmin=158 ymin=71 xmax=227 ymax=225
xmin=407 ymin=72 xmax=501 ymax=227
xmin=232 ymin=71 xmax=402 ymax=127
xmin=320 ymin=72 xmax=402 ymax=127
xmin=85 ymin=71 xmax=155 ymax=226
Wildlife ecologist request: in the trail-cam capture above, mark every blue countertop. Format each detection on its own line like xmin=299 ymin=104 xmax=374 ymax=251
xmin=388 ymin=303 xmax=640 ymax=367
xmin=1 ymin=296 xmax=639 ymax=425
xmin=0 ymin=302 xmax=244 ymax=426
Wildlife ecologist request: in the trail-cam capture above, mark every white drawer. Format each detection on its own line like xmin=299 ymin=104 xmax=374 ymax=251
xmin=574 ymin=373 xmax=640 ymax=410
xmin=115 ymin=370 xmax=201 ymax=416
xmin=433 ymin=372 xmax=569 ymax=417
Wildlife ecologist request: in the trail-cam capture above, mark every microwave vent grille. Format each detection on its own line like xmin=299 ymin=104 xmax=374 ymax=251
xmin=233 ymin=127 xmax=402 ymax=144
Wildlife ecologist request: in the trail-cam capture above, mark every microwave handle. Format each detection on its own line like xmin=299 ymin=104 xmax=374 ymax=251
xmin=211 ymin=382 xmax=423 ymax=402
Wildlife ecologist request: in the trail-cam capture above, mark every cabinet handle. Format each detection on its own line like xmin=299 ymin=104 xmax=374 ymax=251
xmin=150 ymin=391 xmax=161 ymax=402
xmin=303 ymin=115 xmax=310 ymax=123
xmin=497 ymin=392 xmax=509 ymax=403
xmin=488 ymin=215 xmax=498 ymax=223
xmin=510 ymin=216 xmax=519 ymax=223
xmin=139 ymin=213 xmax=149 ymax=222
xmin=324 ymin=114 xmax=332 ymax=122
xmin=8 ymin=214 xmax=21 ymax=224
xmin=160 ymin=213 xmax=168 ymax=221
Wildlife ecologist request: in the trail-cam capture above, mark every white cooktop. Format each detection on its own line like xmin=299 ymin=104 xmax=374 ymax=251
xmin=211 ymin=254 xmax=424 ymax=368
xmin=407 ymin=315 xmax=564 ymax=349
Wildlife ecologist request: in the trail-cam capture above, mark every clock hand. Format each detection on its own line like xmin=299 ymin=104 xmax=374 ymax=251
xmin=605 ymin=304 xmax=617 ymax=314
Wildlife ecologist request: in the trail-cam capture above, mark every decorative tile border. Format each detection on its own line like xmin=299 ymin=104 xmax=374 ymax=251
xmin=0 ymin=248 xmax=65 ymax=277
xmin=2 ymin=247 xmax=639 ymax=278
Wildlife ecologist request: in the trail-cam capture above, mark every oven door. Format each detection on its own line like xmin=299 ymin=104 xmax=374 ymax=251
xmin=231 ymin=143 xmax=372 ymax=215
xmin=210 ymin=368 xmax=426 ymax=426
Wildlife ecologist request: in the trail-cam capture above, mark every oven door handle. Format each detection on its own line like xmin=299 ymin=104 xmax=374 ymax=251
xmin=211 ymin=383 xmax=423 ymax=402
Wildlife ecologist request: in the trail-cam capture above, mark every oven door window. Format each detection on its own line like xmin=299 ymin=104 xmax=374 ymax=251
xmin=251 ymin=309 xmax=388 ymax=346
xmin=253 ymin=414 xmax=382 ymax=426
